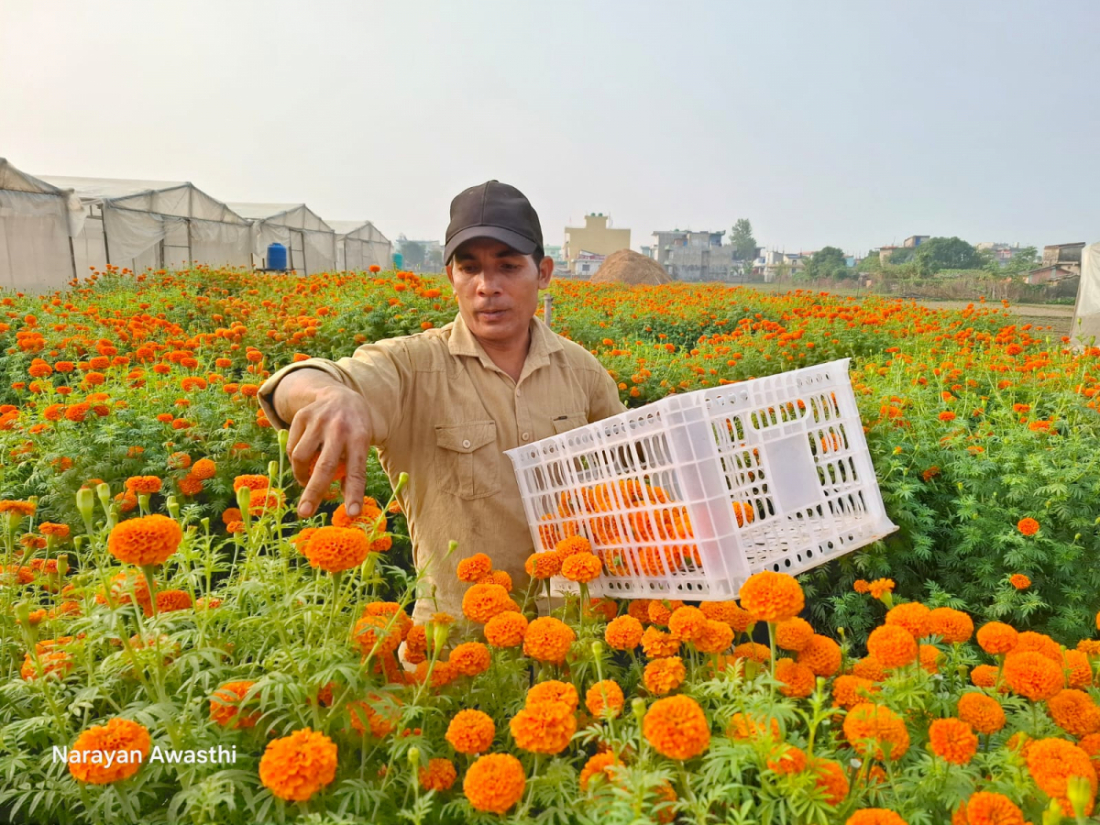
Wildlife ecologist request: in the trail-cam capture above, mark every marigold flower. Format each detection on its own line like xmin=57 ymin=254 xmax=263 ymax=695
xmin=413 ymin=659 xmax=454 ymax=688
xmin=811 ymin=758 xmax=850 ymax=806
xmin=448 ymin=642 xmax=491 ymax=678
xmin=419 ymin=757 xmax=457 ymax=792
xmin=348 ymin=693 xmax=402 ymax=738
xmin=233 ymin=474 xmax=269 ymax=492
xmin=39 ymin=522 xmax=70 ymax=539
xmin=68 ymin=718 xmax=151 ymax=784
xmin=833 ymin=674 xmax=879 ymax=709
xmin=510 ymin=701 xmax=576 ymax=754
xmin=643 ymin=695 xmax=710 ymax=760
xmin=1017 ymin=517 xmax=1040 ymax=536
xmin=456 ymin=553 xmax=493 ymax=583
xmin=555 ymin=535 xmax=592 ymax=558
xmin=954 ymin=692 xmax=1005 ymax=735
xmin=1025 ymin=737 xmax=1098 ymax=817
xmin=734 ymin=641 xmax=771 ymax=664
xmin=1015 ymin=631 xmax=1061 ymax=661
xmin=767 ymin=745 xmax=807 ymax=775
xmin=484 ymin=611 xmax=529 ymax=648
xmin=210 ymin=681 xmax=260 ymax=729
xmin=798 ymin=634 xmax=842 ymax=677
xmin=727 ymin=712 xmax=781 ymax=741
xmin=446 ymin=709 xmax=496 ymax=754
xmin=647 ymin=599 xmax=685 ymax=626
xmin=21 ymin=650 xmax=73 ymax=681
xmin=462 ymin=583 xmax=519 ymax=624
xmin=301 ymin=526 xmax=371 ymax=573
xmin=925 ymin=607 xmax=974 ymax=644
xmin=579 ymin=752 xmax=621 ymax=790
xmin=586 ymin=680 xmax=625 ymax=719
xmin=665 ymin=606 xmax=707 ymax=642
xmin=523 ymin=617 xmax=576 ymax=664
xmin=775 ymin=617 xmax=815 ymax=651
xmin=124 ymin=476 xmax=162 ymax=495
xmin=644 ymin=656 xmax=686 ymax=695
xmin=927 ymin=717 xmax=978 ymax=765
xmin=1049 ymin=689 xmax=1100 ymax=738
xmin=259 ymin=728 xmax=338 ymax=801
xmin=884 ymin=602 xmax=929 ymax=639
xmin=867 ymin=625 xmax=919 ymax=669
xmin=352 ymin=615 xmax=401 ymax=657
xmin=107 ymin=514 xmax=182 ymax=566
xmin=463 ymin=753 xmax=526 ymax=814
xmin=604 ymin=615 xmax=644 ymax=651
xmin=964 ymin=792 xmax=1025 ymax=825
xmin=1002 ymin=650 xmax=1063 ymax=702
xmin=970 ymin=664 xmax=1001 ymax=689
xmin=561 ymin=552 xmax=603 ymax=583
xmin=699 ymin=600 xmax=751 ymax=631
xmin=868 ymin=578 xmax=895 ymax=601
xmin=524 ymin=551 xmax=561 ymax=579
xmin=853 ymin=579 xmax=870 ymax=594
xmin=846 ymin=810 xmax=907 ymax=825
xmin=526 ymin=680 xmax=579 ymax=711
xmin=775 ymin=657 xmax=816 ymax=698
xmin=479 ymin=569 xmax=513 ymax=590
xmin=693 ymin=619 xmax=735 ymax=654
xmin=627 ymin=599 xmax=653 ymax=621
xmin=1064 ymin=649 xmax=1092 ymax=689
xmin=843 ymin=703 xmax=910 ymax=762
xmin=976 ymin=621 xmax=1018 ymax=655
xmin=641 ymin=626 xmax=681 ymax=659
xmin=739 ymin=571 xmax=804 ymax=622
xmin=154 ymin=589 xmax=192 ymax=614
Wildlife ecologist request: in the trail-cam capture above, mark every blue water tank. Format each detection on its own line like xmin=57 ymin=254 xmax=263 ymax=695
xmin=267 ymin=243 xmax=288 ymax=271
xmin=392 ymin=252 xmax=404 ymax=270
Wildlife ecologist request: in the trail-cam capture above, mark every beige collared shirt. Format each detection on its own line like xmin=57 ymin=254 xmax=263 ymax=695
xmin=258 ymin=312 xmax=625 ymax=623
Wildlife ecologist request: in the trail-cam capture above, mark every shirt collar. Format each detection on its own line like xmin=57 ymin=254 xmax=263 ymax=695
xmin=447 ymin=310 xmax=563 ymax=376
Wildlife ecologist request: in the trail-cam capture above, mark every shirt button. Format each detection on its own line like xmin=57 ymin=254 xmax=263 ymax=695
xmin=522 ymin=432 xmax=530 ymax=441
xmin=516 ymin=389 xmax=522 ymax=397
xmin=462 ymin=439 xmax=471 ymax=449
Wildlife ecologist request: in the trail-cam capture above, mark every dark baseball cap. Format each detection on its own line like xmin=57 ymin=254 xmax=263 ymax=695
xmin=444 ymin=180 xmax=543 ymax=264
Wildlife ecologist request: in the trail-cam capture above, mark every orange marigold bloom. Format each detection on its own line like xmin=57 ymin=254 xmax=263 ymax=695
xmin=1064 ymin=649 xmax=1092 ymax=689
xmin=1015 ymin=631 xmax=1062 ymax=661
xmin=510 ymin=701 xmax=576 ymax=754
xmin=178 ymin=473 xmax=204 ymax=497
xmin=448 ymin=642 xmax=491 ymax=678
xmin=232 ymin=474 xmax=269 ymax=492
xmin=0 ymin=499 xmax=36 ymax=517
xmin=555 ymin=535 xmax=592 ymax=558
xmin=641 ymin=626 xmax=681 ymax=659
xmin=1049 ymin=689 xmax=1100 ymax=738
xmin=21 ymin=650 xmax=73 ymax=681
xmin=667 ymin=606 xmax=707 ymax=642
xmin=925 ymin=607 xmax=974 ymax=644
xmin=1017 ymin=517 xmax=1040 ymax=536
xmin=586 ymin=680 xmax=625 ymax=719
xmin=627 ymin=599 xmax=653 ymax=622
xmin=868 ymin=578 xmax=895 ymax=601
xmin=154 ymin=589 xmax=192 ymax=614
xmin=693 ymin=619 xmax=735 ymax=654
xmin=727 ymin=712 xmax=780 ymax=741
xmin=954 ymin=693 xmax=1004 ymax=736
xmin=523 ymin=617 xmax=576 ymax=665
xmin=970 ymin=664 xmax=1001 ymax=689
xmin=1003 ymin=650 xmax=1063 ymax=702
xmin=348 ymin=693 xmax=402 ymax=738
xmin=464 ymin=753 xmax=526 ymax=814
xmin=647 ymin=599 xmax=685 ymax=626
xmin=964 ymin=792 xmax=1025 ymax=825
xmin=643 ymin=695 xmax=710 ymax=760
xmin=846 ymin=810 xmax=907 ymax=825
xmin=775 ymin=617 xmax=815 ymax=651
xmin=107 ymin=514 xmax=182 ymax=566
xmin=798 ymin=635 xmax=842 ymax=677
xmin=734 ymin=641 xmax=772 ymax=664
xmin=976 ymin=622 xmax=1019 ymax=656
xmin=68 ymin=718 xmax=151 ymax=784
xmin=259 ymin=728 xmax=338 ymax=802
xmin=353 ymin=615 xmax=401 ymax=657
xmin=526 ymin=680 xmax=579 ymax=711
xmin=699 ymin=600 xmax=751 ymax=630
xmin=767 ymin=745 xmax=807 ymax=775
xmin=39 ymin=522 xmax=70 ymax=539
xmin=579 ymin=752 xmax=621 ymax=790
xmin=456 ymin=553 xmax=493 ymax=583
xmin=1025 ymin=737 xmax=1098 ymax=817
xmin=446 ymin=709 xmax=496 ymax=754
xmin=644 ymin=656 xmax=686 ymax=695
xmin=124 ymin=475 xmax=162 ymax=495
xmin=919 ymin=644 xmax=941 ymax=674
xmin=853 ymin=579 xmax=871 ymax=594
xmin=524 ymin=551 xmax=561 ymax=579
xmin=419 ymin=757 xmax=457 ymax=792
xmin=210 ymin=681 xmax=260 ymax=729
xmin=190 ymin=458 xmax=216 ymax=480
xmin=885 ymin=602 xmax=930 ymax=639
xmin=775 ymin=657 xmax=816 ymax=698
xmin=302 ymin=526 xmax=371 ymax=573
xmin=484 ymin=611 xmax=529 ymax=648
xmin=928 ymin=717 xmax=978 ymax=765
xmin=866 ymin=625 xmax=918 ymax=669
xmin=561 ymin=552 xmax=603 ymax=583
xmin=739 ymin=571 xmax=804 ymax=622
xmin=604 ymin=615 xmax=644 ymax=651
xmin=462 ymin=583 xmax=519 ymax=624
xmin=1009 ymin=573 xmax=1030 ymax=590
xmin=832 ymin=675 xmax=879 ymax=710
xmin=811 ymin=758 xmax=850 ymax=806
xmin=843 ymin=703 xmax=910 ymax=762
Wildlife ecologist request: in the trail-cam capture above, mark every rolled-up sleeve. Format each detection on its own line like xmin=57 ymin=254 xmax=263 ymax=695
xmin=257 ymin=340 xmax=412 ymax=445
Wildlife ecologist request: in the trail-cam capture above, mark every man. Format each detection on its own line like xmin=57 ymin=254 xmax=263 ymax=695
xmin=257 ymin=181 xmax=625 ymax=623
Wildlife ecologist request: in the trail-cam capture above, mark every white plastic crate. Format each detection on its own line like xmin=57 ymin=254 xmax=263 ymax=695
xmin=505 ymin=358 xmax=898 ymax=599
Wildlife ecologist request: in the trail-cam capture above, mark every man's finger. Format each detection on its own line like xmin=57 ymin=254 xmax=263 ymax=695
xmin=289 ymin=421 xmax=323 ymax=488
xmin=286 ymin=414 xmax=310 ymax=486
xmin=298 ymin=443 xmax=342 ymax=518
xmin=342 ymin=439 xmax=369 ymax=517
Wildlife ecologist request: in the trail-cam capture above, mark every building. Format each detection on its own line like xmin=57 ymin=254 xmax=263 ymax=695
xmin=903 ymin=235 xmax=930 ymax=248
xmin=563 ymin=214 xmax=630 ymax=275
xmin=1026 ymin=264 xmax=1077 ymax=285
xmin=573 ymin=251 xmax=606 ymax=278
xmin=756 ymin=250 xmax=808 ymax=282
xmin=648 ymin=229 xmax=738 ymax=281
xmin=1042 ymin=242 xmax=1085 ymax=274
xmin=976 ymin=242 xmax=1022 ymax=265
xmin=879 ymin=245 xmax=899 ymax=263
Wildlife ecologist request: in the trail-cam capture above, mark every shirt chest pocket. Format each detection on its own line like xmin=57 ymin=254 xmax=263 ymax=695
xmin=434 ymin=420 xmax=501 ymax=500
xmin=551 ymin=412 xmax=589 ymax=435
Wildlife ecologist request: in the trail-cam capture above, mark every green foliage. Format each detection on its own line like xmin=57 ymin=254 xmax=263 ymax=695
xmin=914 ymin=237 xmax=982 ymax=277
xmin=804 ymin=247 xmax=850 ymax=281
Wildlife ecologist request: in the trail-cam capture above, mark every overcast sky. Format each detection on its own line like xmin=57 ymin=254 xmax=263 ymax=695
xmin=2 ymin=1 xmax=1096 ymax=256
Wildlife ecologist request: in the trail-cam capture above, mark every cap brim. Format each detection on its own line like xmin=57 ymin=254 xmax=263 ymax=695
xmin=445 ymin=226 xmax=538 ymax=264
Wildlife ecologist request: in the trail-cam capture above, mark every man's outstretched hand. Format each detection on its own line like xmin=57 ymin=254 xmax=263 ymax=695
xmin=285 ymin=384 xmax=375 ymax=519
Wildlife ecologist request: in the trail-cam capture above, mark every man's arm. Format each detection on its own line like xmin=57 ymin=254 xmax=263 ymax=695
xmin=589 ymin=366 xmax=628 ymax=421
xmin=268 ymin=367 xmax=345 ymax=428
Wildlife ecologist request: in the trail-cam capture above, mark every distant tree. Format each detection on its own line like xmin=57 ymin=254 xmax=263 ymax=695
xmin=915 ymin=237 xmax=982 ymax=277
xmin=398 ymin=235 xmax=425 ymax=269
xmin=804 ymin=246 xmax=850 ymax=280
xmin=886 ymin=246 xmax=916 ymax=265
xmin=986 ymin=246 xmax=1039 ymax=278
xmin=730 ymin=219 xmax=757 ymax=274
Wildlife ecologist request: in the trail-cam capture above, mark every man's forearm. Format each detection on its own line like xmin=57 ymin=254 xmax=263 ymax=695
xmin=271 ymin=368 xmax=345 ymax=425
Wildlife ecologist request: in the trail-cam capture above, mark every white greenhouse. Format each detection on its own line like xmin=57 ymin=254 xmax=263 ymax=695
xmin=37 ymin=176 xmax=252 ymax=275
xmin=329 ymin=220 xmax=393 ymax=272
xmin=0 ymin=158 xmax=85 ymax=293
xmin=228 ymin=203 xmax=337 ymax=275
xmin=1071 ymin=241 xmax=1100 ymax=349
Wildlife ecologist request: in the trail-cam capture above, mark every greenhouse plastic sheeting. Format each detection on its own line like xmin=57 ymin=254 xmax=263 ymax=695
xmin=1072 ymin=242 xmax=1100 ymax=349
xmin=331 ymin=220 xmax=393 ymax=272
xmin=229 ymin=203 xmax=336 ymax=274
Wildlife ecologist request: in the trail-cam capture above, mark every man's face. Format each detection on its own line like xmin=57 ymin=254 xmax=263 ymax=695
xmin=446 ymin=237 xmax=552 ymax=347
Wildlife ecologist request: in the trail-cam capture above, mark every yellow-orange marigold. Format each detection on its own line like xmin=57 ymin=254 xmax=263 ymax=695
xmin=1002 ymin=650 xmax=1063 ymax=702
xmin=775 ymin=617 xmax=815 ymax=651
xmin=462 ymin=583 xmax=519 ymax=624
xmin=523 ymin=617 xmax=575 ymax=664
xmin=833 ymin=674 xmax=879 ymax=709
xmin=1017 ymin=517 xmax=1040 ymax=536
xmin=1049 ymin=689 xmax=1100 ymax=738
xmin=976 ymin=621 xmax=1019 ymax=656
xmin=644 ymin=656 xmax=686 ymax=696
xmin=775 ymin=657 xmax=816 ymax=698
xmin=446 ymin=709 xmax=496 ymax=754
xmin=885 ymin=602 xmax=930 ymax=639
xmin=811 ymin=758 xmax=850 ymax=806
xmin=107 ymin=514 xmax=182 ymax=566
xmin=668 ymin=606 xmax=708 ymax=642
xmin=579 ymin=752 xmax=621 ymax=790
xmin=419 ymin=758 xmax=457 ymax=792
xmin=448 ymin=642 xmax=491 ymax=678
xmin=693 ymin=619 xmax=735 ymax=654
xmin=643 ymin=695 xmax=710 ymax=760
xmin=928 ymin=717 xmax=978 ymax=765
xmin=209 ymin=681 xmax=260 ymax=729
xmin=605 ymin=615 xmax=644 ymax=651
xmin=964 ymin=792 xmax=1025 ymax=825
xmin=259 ymin=728 xmax=338 ymax=801
xmin=464 ymin=753 xmax=526 ymax=814
xmin=739 ymin=571 xmax=804 ymax=623
xmin=510 ymin=701 xmax=576 ymax=754
xmin=641 ymin=626 xmax=681 ymax=659
xmin=524 ymin=551 xmax=561 ymax=579
xmin=846 ymin=810 xmax=907 ymax=825
xmin=561 ymin=552 xmax=602 ymax=583
xmin=925 ymin=607 xmax=974 ymax=644
xmin=866 ymin=625 xmax=919 ymax=669
xmin=767 ymin=745 xmax=807 ymax=774
xmin=957 ymin=692 xmax=1006 ymax=735
xmin=843 ymin=703 xmax=910 ymax=762
xmin=68 ymin=718 xmax=151 ymax=784
xmin=484 ymin=611 xmax=529 ymax=648
xmin=526 ymin=680 xmax=579 ymax=711
xmin=456 ymin=553 xmax=493 ymax=583
xmin=798 ymin=634 xmax=842 ymax=677
xmin=1025 ymin=737 xmax=1097 ymax=817
xmin=586 ymin=680 xmax=625 ymax=719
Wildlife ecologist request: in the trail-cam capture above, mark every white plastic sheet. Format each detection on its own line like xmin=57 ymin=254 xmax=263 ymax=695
xmin=229 ymin=203 xmax=336 ymax=274
xmin=331 ymin=220 xmax=393 ymax=272
xmin=1072 ymin=242 xmax=1100 ymax=348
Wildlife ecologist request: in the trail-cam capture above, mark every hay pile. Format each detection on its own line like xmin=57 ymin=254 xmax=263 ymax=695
xmin=589 ymin=249 xmax=672 ymax=285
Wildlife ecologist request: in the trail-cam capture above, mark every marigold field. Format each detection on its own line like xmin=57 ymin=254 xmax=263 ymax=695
xmin=4 ymin=265 xmax=1100 ymax=824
